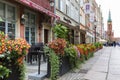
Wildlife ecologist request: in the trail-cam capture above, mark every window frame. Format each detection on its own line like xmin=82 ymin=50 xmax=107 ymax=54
xmin=24 ymin=9 xmax=37 ymax=45
xmin=0 ymin=1 xmax=17 ymax=37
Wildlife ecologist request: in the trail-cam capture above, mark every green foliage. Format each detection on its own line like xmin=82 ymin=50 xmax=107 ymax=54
xmin=49 ymin=51 xmax=59 ymax=80
xmin=0 ymin=31 xmax=29 ymax=80
xmin=0 ymin=54 xmax=26 ymax=80
xmin=64 ymin=45 xmax=79 ymax=68
xmin=53 ymin=24 xmax=68 ymax=40
xmin=64 ymin=45 xmax=77 ymax=58
xmin=0 ymin=65 xmax=11 ymax=79
xmin=44 ymin=45 xmax=51 ymax=56
xmin=19 ymin=63 xmax=26 ymax=80
xmin=44 ymin=46 xmax=59 ymax=80
xmin=94 ymin=42 xmax=101 ymax=48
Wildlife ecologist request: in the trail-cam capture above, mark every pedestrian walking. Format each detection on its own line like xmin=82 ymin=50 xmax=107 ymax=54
xmin=113 ymin=41 xmax=116 ymax=47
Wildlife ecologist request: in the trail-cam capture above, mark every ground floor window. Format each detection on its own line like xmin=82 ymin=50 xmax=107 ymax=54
xmin=0 ymin=1 xmax=16 ymax=37
xmin=68 ymin=29 xmax=74 ymax=44
xmin=44 ymin=29 xmax=49 ymax=44
xmin=24 ymin=11 xmax=36 ymax=45
xmin=80 ymin=33 xmax=85 ymax=43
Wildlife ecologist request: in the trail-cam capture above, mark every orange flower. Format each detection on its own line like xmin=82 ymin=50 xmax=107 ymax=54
xmin=48 ymin=38 xmax=66 ymax=55
xmin=17 ymin=56 xmax=24 ymax=65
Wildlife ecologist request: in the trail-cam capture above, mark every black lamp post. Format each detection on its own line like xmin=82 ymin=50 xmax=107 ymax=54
xmin=94 ymin=25 xmax=97 ymax=42
xmin=94 ymin=18 xmax=97 ymax=43
xmin=49 ymin=0 xmax=54 ymax=7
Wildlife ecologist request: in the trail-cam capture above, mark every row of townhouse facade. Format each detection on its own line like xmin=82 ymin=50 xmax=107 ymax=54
xmin=84 ymin=0 xmax=104 ymax=43
xmin=55 ymin=0 xmax=81 ymax=44
xmin=0 ymin=0 xmax=58 ymax=45
xmin=0 ymin=0 xmax=104 ymax=45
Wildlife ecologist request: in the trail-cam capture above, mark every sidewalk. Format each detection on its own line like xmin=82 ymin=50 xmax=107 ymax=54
xmin=25 ymin=61 xmax=47 ymax=80
xmin=26 ymin=46 xmax=120 ymax=80
xmin=53 ymin=47 xmax=104 ymax=80
xmin=83 ymin=46 xmax=120 ymax=80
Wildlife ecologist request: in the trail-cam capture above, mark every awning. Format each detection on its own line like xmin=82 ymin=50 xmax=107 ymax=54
xmin=16 ymin=0 xmax=60 ymax=20
xmin=57 ymin=20 xmax=76 ymax=30
xmin=99 ymin=39 xmax=107 ymax=43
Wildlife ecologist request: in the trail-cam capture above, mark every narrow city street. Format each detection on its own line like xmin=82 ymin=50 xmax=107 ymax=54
xmin=57 ymin=46 xmax=120 ymax=80
xmin=1 ymin=0 xmax=120 ymax=80
xmin=26 ymin=46 xmax=120 ymax=80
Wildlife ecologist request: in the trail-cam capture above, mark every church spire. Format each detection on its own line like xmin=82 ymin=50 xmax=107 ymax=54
xmin=108 ymin=10 xmax=112 ymax=22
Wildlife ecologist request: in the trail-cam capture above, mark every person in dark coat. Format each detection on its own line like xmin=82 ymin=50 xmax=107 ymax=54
xmin=113 ymin=41 xmax=116 ymax=47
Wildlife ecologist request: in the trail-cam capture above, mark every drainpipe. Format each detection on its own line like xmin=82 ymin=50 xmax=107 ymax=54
xmin=79 ymin=0 xmax=81 ymax=44
xmin=54 ymin=0 xmax=56 ymax=25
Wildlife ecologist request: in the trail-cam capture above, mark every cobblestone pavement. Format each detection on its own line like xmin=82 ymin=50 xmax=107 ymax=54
xmin=26 ymin=46 xmax=120 ymax=80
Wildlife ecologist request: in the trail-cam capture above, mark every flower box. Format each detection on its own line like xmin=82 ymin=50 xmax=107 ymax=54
xmin=0 ymin=31 xmax=30 ymax=80
xmin=46 ymin=56 xmax=71 ymax=77
xmin=4 ymin=62 xmax=21 ymax=80
xmin=0 ymin=56 xmax=22 ymax=80
xmin=59 ymin=56 xmax=71 ymax=76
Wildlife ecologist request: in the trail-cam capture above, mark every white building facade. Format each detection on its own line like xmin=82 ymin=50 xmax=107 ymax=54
xmin=55 ymin=0 xmax=81 ymax=44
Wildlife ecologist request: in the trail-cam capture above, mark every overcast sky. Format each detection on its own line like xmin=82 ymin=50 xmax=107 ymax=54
xmin=96 ymin=0 xmax=120 ymax=37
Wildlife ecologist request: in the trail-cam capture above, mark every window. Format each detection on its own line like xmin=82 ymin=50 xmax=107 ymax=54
xmin=7 ymin=5 xmax=15 ymax=20
xmin=58 ymin=0 xmax=60 ymax=9
xmin=8 ymin=23 xmax=15 ymax=34
xmin=0 ymin=22 xmax=5 ymax=33
xmin=71 ymin=4 xmax=74 ymax=19
xmin=66 ymin=4 xmax=69 ymax=15
xmin=60 ymin=0 xmax=63 ymax=11
xmin=75 ymin=8 xmax=79 ymax=22
xmin=0 ymin=2 xmax=5 ymax=33
xmin=25 ymin=11 xmax=36 ymax=45
xmin=0 ymin=2 xmax=5 ymax=18
xmin=80 ymin=0 xmax=84 ymax=7
xmin=0 ymin=2 xmax=16 ymax=37
xmin=60 ymin=0 xmax=65 ymax=12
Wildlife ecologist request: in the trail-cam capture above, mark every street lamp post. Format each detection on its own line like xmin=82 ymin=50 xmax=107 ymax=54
xmin=49 ymin=0 xmax=55 ymax=8
xmin=94 ymin=18 xmax=97 ymax=43
xmin=49 ymin=0 xmax=56 ymax=26
xmin=94 ymin=25 xmax=96 ymax=42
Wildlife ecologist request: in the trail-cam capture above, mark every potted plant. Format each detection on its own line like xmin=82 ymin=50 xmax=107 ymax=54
xmin=64 ymin=45 xmax=80 ymax=69
xmin=0 ymin=31 xmax=30 ymax=80
xmin=44 ymin=38 xmax=67 ymax=79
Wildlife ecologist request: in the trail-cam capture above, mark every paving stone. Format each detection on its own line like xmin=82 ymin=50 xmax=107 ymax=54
xmin=91 ymin=65 xmax=108 ymax=72
xmin=107 ymin=74 xmax=120 ymax=80
xmin=84 ymin=70 xmax=107 ymax=80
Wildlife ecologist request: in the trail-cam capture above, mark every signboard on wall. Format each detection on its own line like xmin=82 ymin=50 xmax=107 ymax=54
xmin=84 ymin=3 xmax=91 ymax=14
xmin=90 ymin=12 xmax=95 ymax=22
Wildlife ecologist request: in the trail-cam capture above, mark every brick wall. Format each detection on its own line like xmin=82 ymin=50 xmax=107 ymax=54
xmin=30 ymin=0 xmax=51 ymax=10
